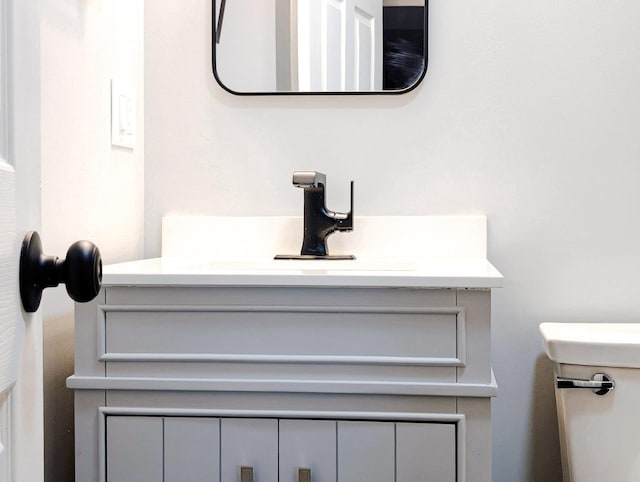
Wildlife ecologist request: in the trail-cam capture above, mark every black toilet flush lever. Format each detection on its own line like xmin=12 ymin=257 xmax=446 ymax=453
xmin=19 ymin=231 xmax=102 ymax=313
xmin=275 ymin=171 xmax=354 ymax=260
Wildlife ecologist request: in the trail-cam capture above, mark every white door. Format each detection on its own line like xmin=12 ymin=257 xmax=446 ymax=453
xmin=296 ymin=0 xmax=382 ymax=91
xmin=0 ymin=0 xmax=43 ymax=481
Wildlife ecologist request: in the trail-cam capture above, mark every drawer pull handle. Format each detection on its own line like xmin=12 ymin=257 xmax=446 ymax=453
xmin=298 ymin=468 xmax=311 ymax=482
xmin=240 ymin=466 xmax=253 ymax=482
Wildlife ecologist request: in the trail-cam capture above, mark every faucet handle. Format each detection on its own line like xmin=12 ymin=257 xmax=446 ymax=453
xmin=336 ymin=180 xmax=354 ymax=230
xmin=292 ymin=171 xmax=326 ymax=188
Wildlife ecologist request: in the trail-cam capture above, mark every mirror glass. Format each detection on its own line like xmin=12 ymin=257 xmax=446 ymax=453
xmin=0 ymin=0 xmax=7 ymax=158
xmin=212 ymin=0 xmax=428 ymax=95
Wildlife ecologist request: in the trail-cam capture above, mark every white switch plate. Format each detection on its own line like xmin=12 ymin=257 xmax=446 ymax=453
xmin=111 ymin=78 xmax=136 ymax=149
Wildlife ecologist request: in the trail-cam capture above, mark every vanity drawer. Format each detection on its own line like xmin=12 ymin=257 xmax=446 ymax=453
xmin=100 ymin=304 xmax=464 ymax=386
xmin=103 ymin=307 xmax=460 ymax=362
xmin=75 ymin=287 xmax=492 ymax=388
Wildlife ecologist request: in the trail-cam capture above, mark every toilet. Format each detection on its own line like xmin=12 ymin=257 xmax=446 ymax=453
xmin=540 ymin=322 xmax=640 ymax=482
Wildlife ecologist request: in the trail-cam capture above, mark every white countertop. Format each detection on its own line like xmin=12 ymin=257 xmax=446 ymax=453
xmin=104 ymin=215 xmax=503 ymax=288
xmin=103 ymin=256 xmax=503 ymax=289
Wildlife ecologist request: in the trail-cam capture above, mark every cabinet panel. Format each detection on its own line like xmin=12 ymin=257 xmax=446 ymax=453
xmin=456 ymin=289 xmax=491 ymax=383
xmin=396 ymin=422 xmax=456 ymax=482
xmin=106 ymin=416 xmax=163 ymax=482
xmin=337 ymin=421 xmax=395 ymax=482
xmin=105 ymin=310 xmax=457 ymax=360
xmin=106 ymin=286 xmax=456 ymax=309
xmin=279 ymin=419 xmax=337 ymax=482
xmin=221 ymin=418 xmax=278 ymax=482
xmin=164 ymin=418 xmax=220 ymax=482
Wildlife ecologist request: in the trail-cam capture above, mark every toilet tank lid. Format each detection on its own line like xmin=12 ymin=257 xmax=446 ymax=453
xmin=540 ymin=322 xmax=640 ymax=368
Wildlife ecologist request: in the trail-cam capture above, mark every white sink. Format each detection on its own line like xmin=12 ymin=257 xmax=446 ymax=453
xmin=177 ymin=258 xmax=417 ymax=272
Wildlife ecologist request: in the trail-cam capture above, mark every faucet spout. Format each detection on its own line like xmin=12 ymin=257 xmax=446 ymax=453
xmin=293 ymin=171 xmax=354 ymax=258
xmin=292 ymin=171 xmax=326 ymax=189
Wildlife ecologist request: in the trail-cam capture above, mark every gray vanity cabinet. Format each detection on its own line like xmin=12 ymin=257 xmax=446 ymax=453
xmin=106 ymin=416 xmax=221 ymax=482
xmin=106 ymin=417 xmax=163 ymax=482
xmin=279 ymin=419 xmax=337 ymax=482
xmin=105 ymin=417 xmax=455 ymax=482
xmin=221 ymin=418 xmax=278 ymax=482
xmin=70 ymin=285 xmax=496 ymax=482
xmin=280 ymin=419 xmax=457 ymax=482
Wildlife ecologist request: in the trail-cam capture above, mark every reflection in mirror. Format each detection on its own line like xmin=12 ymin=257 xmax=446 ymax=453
xmin=0 ymin=0 xmax=7 ymax=158
xmin=212 ymin=0 xmax=427 ymax=95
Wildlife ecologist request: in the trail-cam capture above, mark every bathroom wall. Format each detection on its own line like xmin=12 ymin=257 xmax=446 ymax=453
xmin=39 ymin=1 xmax=144 ymax=481
xmin=144 ymin=1 xmax=640 ymax=480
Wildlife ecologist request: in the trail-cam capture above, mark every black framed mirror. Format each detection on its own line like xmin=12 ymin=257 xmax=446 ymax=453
xmin=212 ymin=0 xmax=428 ymax=95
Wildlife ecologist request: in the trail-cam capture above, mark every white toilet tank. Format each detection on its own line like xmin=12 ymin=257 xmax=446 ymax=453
xmin=540 ymin=322 xmax=640 ymax=482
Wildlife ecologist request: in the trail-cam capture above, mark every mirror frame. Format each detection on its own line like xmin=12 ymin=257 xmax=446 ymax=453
xmin=211 ymin=0 xmax=429 ymax=96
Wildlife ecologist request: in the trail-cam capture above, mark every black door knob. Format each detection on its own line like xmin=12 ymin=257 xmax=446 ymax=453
xmin=19 ymin=231 xmax=102 ymax=313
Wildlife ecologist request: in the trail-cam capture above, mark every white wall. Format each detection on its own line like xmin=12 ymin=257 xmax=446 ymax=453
xmin=40 ymin=1 xmax=144 ymax=480
xmin=145 ymin=1 xmax=640 ymax=480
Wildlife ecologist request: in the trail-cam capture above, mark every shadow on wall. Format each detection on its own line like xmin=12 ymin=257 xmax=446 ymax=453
xmin=528 ymin=355 xmax=562 ymax=481
xmin=43 ymin=312 xmax=75 ymax=482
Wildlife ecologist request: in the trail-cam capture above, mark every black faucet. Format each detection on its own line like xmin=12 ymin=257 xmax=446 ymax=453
xmin=276 ymin=171 xmax=354 ymax=259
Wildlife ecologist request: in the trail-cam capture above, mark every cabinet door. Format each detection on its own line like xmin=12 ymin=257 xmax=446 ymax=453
xmin=396 ymin=423 xmax=456 ymax=482
xmin=106 ymin=416 xmax=163 ymax=482
xmin=279 ymin=419 xmax=337 ymax=482
xmin=221 ymin=418 xmax=278 ymax=482
xmin=337 ymin=421 xmax=395 ymax=482
xmin=164 ymin=418 xmax=220 ymax=482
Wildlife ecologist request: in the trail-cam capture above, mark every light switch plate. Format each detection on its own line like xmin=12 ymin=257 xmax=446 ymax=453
xmin=111 ymin=78 xmax=136 ymax=149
